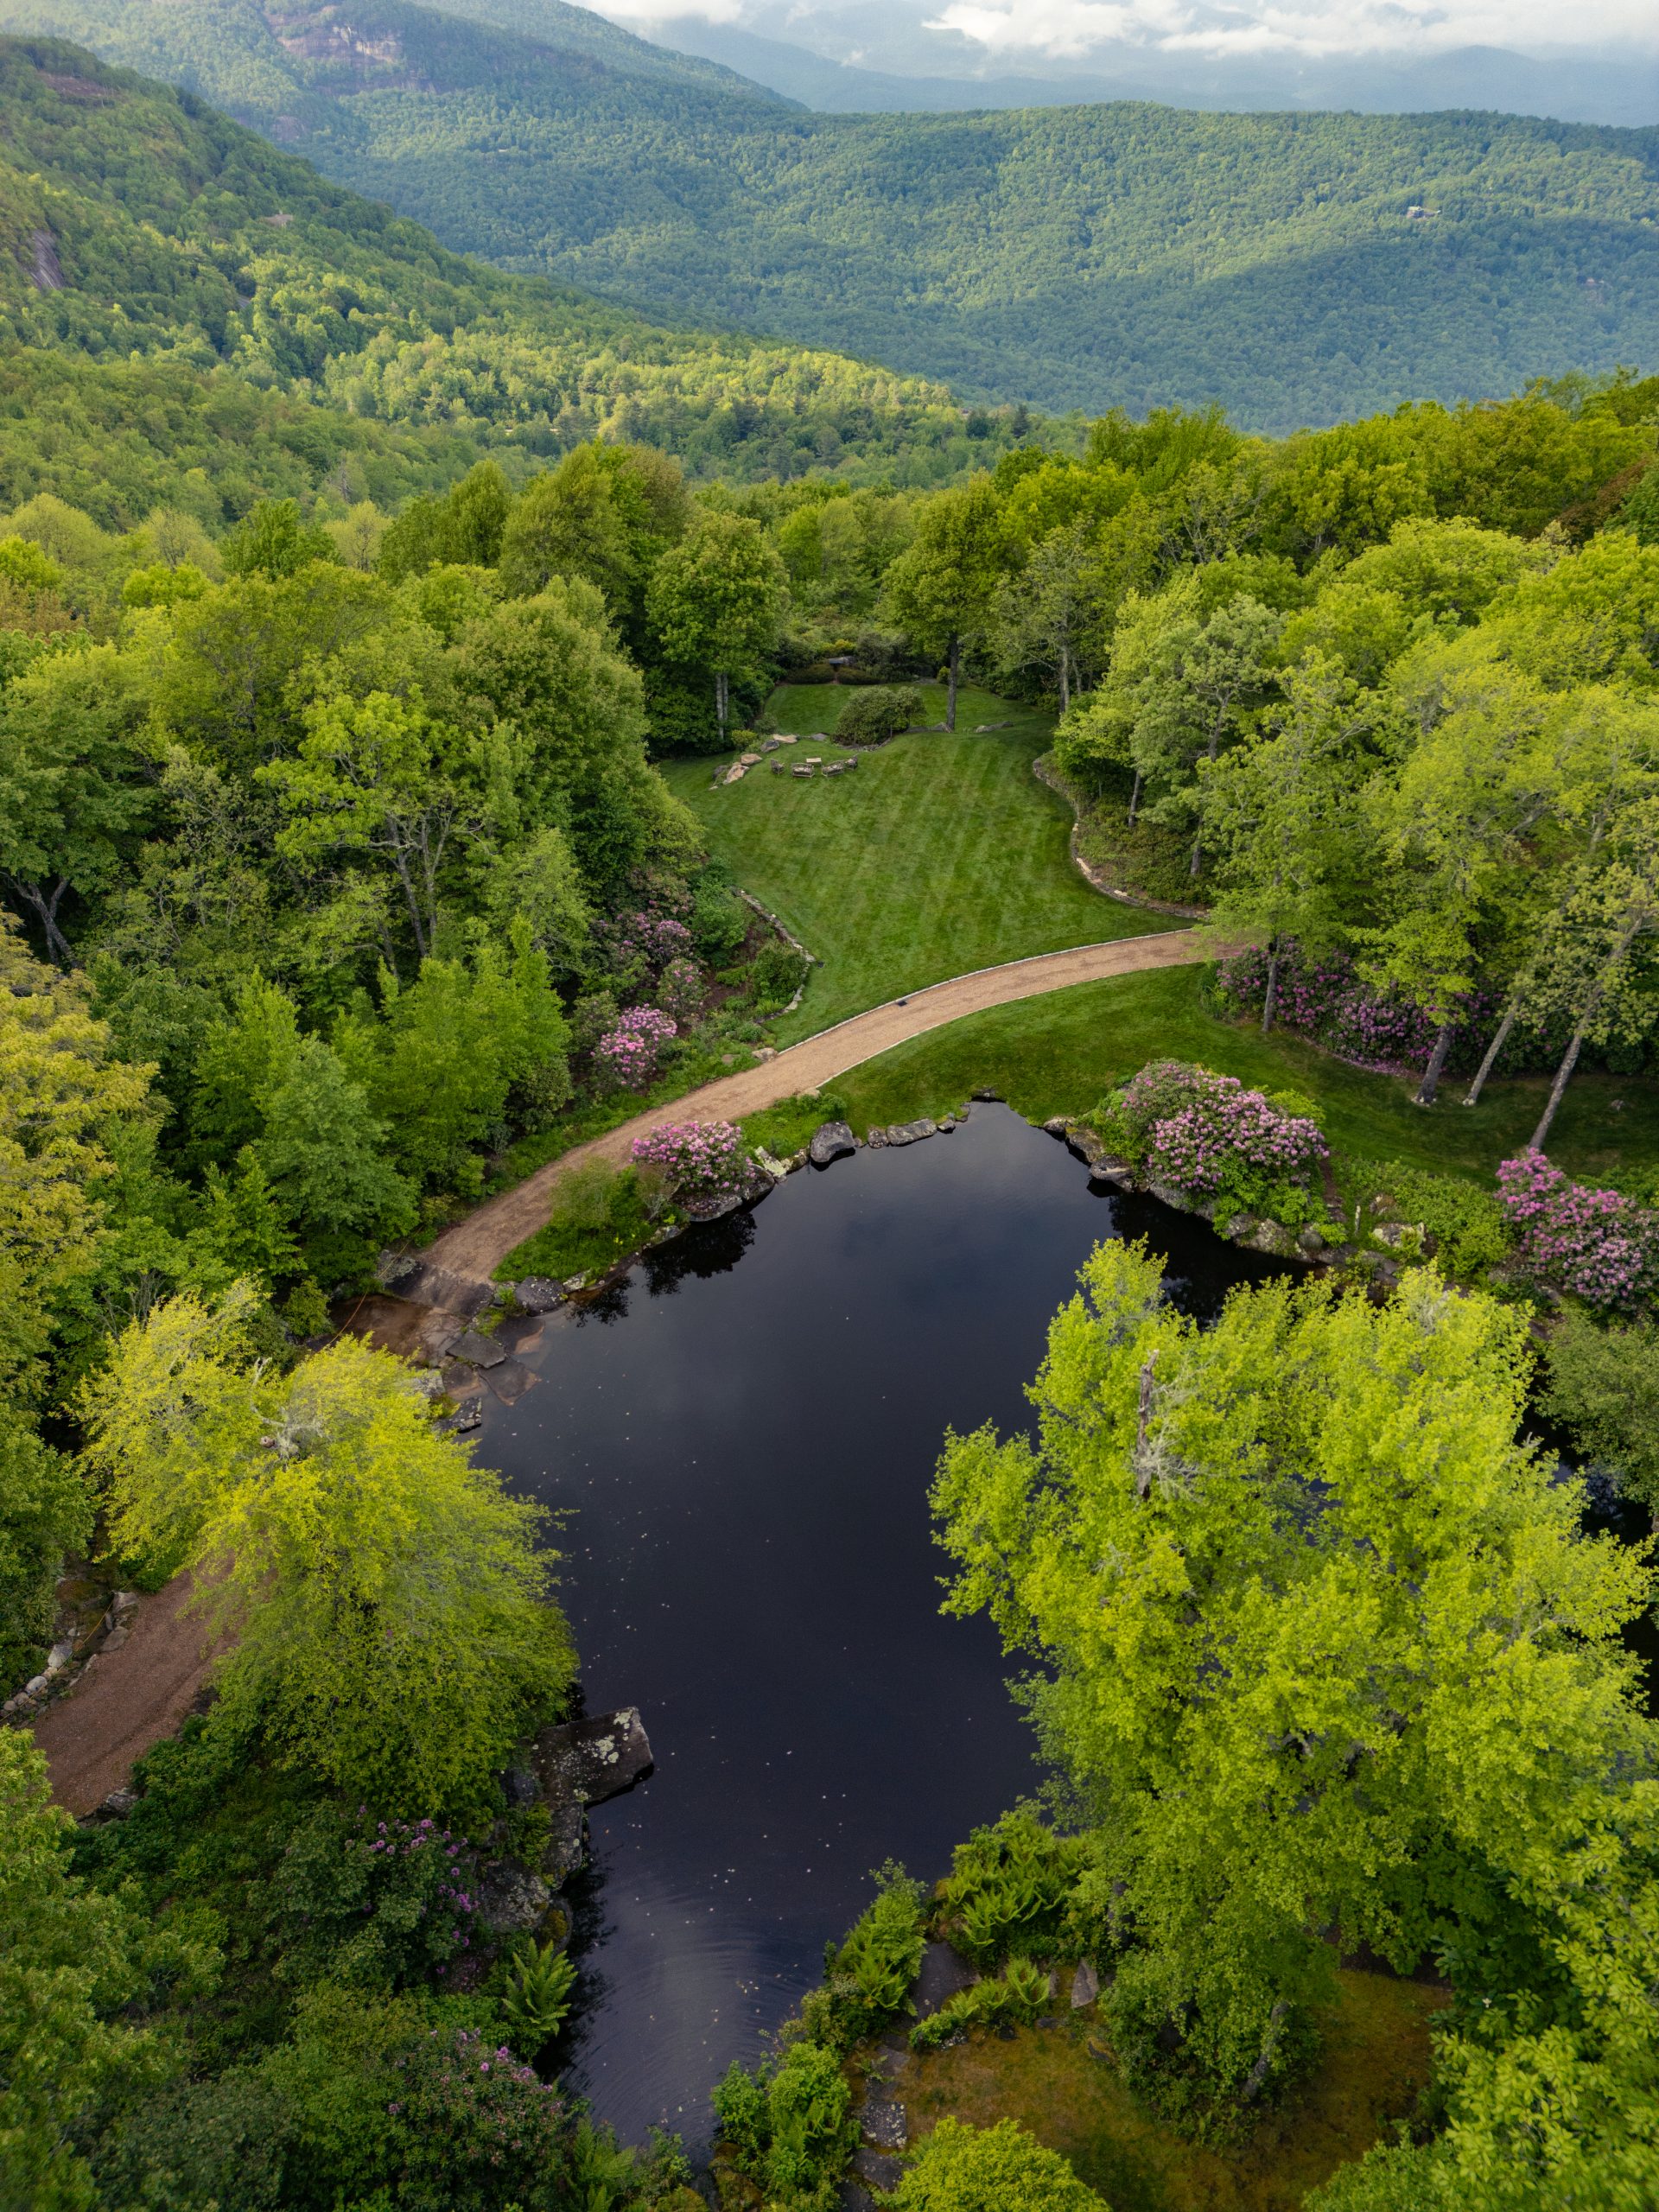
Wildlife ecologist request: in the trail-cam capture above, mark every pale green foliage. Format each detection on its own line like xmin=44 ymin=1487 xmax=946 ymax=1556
xmin=938 ymin=1809 xmax=1085 ymax=1967
xmin=890 ymin=2117 xmax=1109 ymax=2211
xmin=80 ymin=1287 xmax=575 ymax=1807
xmin=826 ymin=1861 xmax=925 ymax=2025
xmin=910 ymin=1957 xmax=1054 ymax=2051
xmin=645 ymin=508 xmax=785 ymax=681
xmin=932 ymin=1246 xmax=1655 ymax=2117
xmin=881 ymin=475 xmax=1005 ymax=661
xmin=713 ymin=2039 xmax=855 ymax=2210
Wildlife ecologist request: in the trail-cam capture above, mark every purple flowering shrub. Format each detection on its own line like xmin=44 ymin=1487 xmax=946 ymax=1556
xmin=632 ymin=1118 xmax=745 ymax=1202
xmin=1497 ymin=1151 xmax=1659 ymax=1311
xmin=1215 ymin=945 xmax=1474 ymax=1075
xmin=656 ymin=954 xmax=706 ymax=1024
xmin=1095 ymin=1059 xmax=1328 ymax=1227
xmin=594 ymin=1005 xmax=677 ymax=1090
xmin=276 ymin=1804 xmax=478 ymax=1985
xmin=386 ymin=2026 xmax=569 ymax=2212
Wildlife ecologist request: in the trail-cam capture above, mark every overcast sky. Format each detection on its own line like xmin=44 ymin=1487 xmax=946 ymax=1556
xmin=602 ymin=0 xmax=1659 ymax=59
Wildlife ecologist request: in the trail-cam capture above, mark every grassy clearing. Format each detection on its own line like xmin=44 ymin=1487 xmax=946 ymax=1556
xmin=658 ymin=683 xmax=1161 ymax=1045
xmin=897 ymin=1970 xmax=1446 ymax=2212
xmin=830 ymin=967 xmax=1659 ymax=1190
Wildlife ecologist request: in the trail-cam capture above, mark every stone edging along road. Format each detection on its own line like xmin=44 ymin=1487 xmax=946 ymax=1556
xmin=422 ymin=927 xmax=1211 ymax=1286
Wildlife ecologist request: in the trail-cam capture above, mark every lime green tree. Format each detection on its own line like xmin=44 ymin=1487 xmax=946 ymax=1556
xmin=932 ymin=1245 xmax=1652 ymax=2122
xmin=81 ymin=1287 xmax=575 ymax=1809
xmin=891 ymin=2119 xmax=1109 ymax=2211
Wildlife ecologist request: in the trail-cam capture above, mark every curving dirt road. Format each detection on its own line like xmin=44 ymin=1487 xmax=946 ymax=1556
xmin=424 ymin=926 xmax=1209 ymax=1283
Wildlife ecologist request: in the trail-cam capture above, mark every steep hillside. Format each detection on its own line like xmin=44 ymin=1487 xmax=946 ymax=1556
xmin=0 ymin=35 xmax=1015 ymax=513
xmin=2 ymin=0 xmax=1657 ymax=424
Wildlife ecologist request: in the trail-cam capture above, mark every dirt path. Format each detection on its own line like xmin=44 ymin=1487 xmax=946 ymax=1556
xmin=30 ymin=1573 xmax=227 ymax=1817
xmin=424 ymin=927 xmax=1208 ymax=1282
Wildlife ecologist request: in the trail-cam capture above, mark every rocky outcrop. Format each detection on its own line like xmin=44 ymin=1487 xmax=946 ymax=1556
xmin=513 ymin=1277 xmax=565 ymax=1314
xmin=529 ymin=1707 xmax=655 ymax=1812
xmin=809 ymin=1120 xmax=858 ymax=1166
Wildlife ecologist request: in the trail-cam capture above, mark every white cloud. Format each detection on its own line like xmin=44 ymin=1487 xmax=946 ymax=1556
xmin=598 ymin=0 xmax=750 ymax=22
xmin=924 ymin=0 xmax=1659 ymax=59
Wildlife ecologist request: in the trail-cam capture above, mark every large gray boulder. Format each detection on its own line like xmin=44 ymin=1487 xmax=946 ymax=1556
xmin=530 ymin=1707 xmax=654 ymax=1809
xmin=514 ymin=1277 xmax=565 ymax=1314
xmin=475 ymin=1858 xmax=552 ymax=1936
xmin=886 ymin=1119 xmax=937 ymax=1147
xmin=809 ymin=1120 xmax=858 ymax=1167
xmin=912 ymin=1939 xmax=979 ymax=2018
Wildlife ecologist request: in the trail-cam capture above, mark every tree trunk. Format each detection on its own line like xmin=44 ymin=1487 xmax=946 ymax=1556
xmin=8 ymin=874 xmax=73 ymax=967
xmin=1529 ymin=1026 xmax=1589 ymax=1154
xmin=1261 ymin=941 xmax=1281 ymax=1035
xmin=1189 ymin=727 xmax=1221 ymax=878
xmin=945 ymin=636 xmax=960 ymax=731
xmin=393 ymin=850 xmax=429 ymax=959
xmin=1414 ymin=1018 xmax=1457 ymax=1108
xmin=1462 ymin=1005 xmax=1517 ymax=1108
xmin=1058 ymin=642 xmax=1071 ymax=717
xmin=715 ymin=670 xmax=730 ymax=734
xmin=1128 ymin=769 xmax=1142 ymax=827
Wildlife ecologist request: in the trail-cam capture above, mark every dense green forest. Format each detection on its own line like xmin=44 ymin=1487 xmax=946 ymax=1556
xmin=5 ymin=34 xmax=1659 ymax=2208
xmin=2 ymin=0 xmax=1658 ymax=425
xmin=0 ymin=39 xmax=1024 ymax=508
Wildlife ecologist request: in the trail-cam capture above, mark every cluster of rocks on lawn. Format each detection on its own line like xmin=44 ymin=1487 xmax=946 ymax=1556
xmin=1044 ymin=1117 xmax=1423 ymax=1289
xmin=806 ymin=1108 xmax=970 ymax=1166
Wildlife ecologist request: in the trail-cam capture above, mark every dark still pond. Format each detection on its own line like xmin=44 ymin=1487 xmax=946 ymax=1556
xmin=475 ymin=1103 xmax=1292 ymax=2148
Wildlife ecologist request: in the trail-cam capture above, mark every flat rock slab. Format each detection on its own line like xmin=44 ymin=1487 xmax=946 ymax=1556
xmin=886 ymin=1118 xmax=937 ymax=1147
xmin=1072 ymin=1957 xmax=1101 ymax=2008
xmin=481 ymin=1357 xmax=537 ymax=1406
xmin=853 ymin=2148 xmax=903 ymax=2191
xmin=912 ymin=1939 xmax=979 ymax=2018
xmin=514 ymin=1277 xmax=564 ymax=1314
xmin=476 ymin=1858 xmax=552 ymax=1936
xmin=531 ymin=1707 xmax=654 ymax=1809
xmin=861 ymin=2096 xmax=906 ymax=2150
xmin=809 ymin=1119 xmax=858 ymax=1167
xmin=450 ymin=1329 xmax=508 ymax=1369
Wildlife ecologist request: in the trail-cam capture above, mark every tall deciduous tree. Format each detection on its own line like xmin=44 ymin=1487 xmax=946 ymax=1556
xmin=882 ymin=475 xmax=1005 ymax=730
xmin=646 ymin=509 xmax=785 ymax=737
xmin=81 ymin=1287 xmax=575 ymax=1809
xmin=933 ymin=1245 xmax=1651 ymax=2120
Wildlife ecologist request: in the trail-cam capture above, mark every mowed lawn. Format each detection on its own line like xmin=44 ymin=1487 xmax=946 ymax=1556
xmin=833 ymin=965 xmax=1659 ymax=1190
xmin=658 ymin=682 xmax=1165 ymax=1040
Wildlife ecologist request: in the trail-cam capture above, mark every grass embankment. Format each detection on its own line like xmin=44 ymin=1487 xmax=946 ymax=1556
xmin=658 ymin=683 xmax=1163 ymax=1045
xmin=897 ymin=1970 xmax=1446 ymax=2212
xmin=830 ymin=966 xmax=1659 ymax=1191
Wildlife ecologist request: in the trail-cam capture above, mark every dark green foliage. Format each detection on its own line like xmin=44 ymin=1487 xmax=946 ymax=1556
xmin=713 ymin=2039 xmax=855 ymax=2211
xmin=690 ymin=878 xmax=749 ymax=964
xmin=748 ymin=938 xmax=807 ymax=1011
xmin=497 ymin=1938 xmax=577 ymax=2053
xmin=936 ymin=1809 xmax=1089 ymax=1970
xmin=1541 ymin=1306 xmax=1659 ymax=1507
xmin=1361 ymin=1161 xmax=1514 ymax=1280
xmin=0 ymin=1403 xmax=90 ymax=1686
xmin=908 ymin=1956 xmax=1054 ymax=2052
xmin=8 ymin=10 xmax=1659 ymax=427
xmin=834 ymin=684 xmax=925 ymax=745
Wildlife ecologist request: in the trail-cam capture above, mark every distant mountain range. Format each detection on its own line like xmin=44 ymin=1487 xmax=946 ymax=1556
xmin=1 ymin=0 xmax=1656 ymax=429
xmin=641 ymin=11 xmax=1659 ymax=129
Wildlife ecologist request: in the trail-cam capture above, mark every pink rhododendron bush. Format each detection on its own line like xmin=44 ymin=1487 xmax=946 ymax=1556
xmin=1215 ymin=944 xmax=1490 ymax=1075
xmin=594 ymin=1005 xmax=677 ymax=1089
xmin=631 ymin=1118 xmax=745 ymax=1202
xmin=1094 ymin=1059 xmax=1329 ymax=1228
xmin=1497 ymin=1151 xmax=1659 ymax=1311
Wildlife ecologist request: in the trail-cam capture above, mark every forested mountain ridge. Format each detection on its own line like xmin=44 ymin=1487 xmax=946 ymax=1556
xmin=0 ymin=37 xmax=1031 ymax=519
xmin=2 ymin=0 xmax=1657 ymax=426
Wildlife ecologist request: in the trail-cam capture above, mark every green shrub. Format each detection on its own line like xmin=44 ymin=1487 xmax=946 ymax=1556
xmin=835 ymin=684 xmax=925 ymax=744
xmin=937 ymin=1809 xmax=1087 ymax=1968
xmin=690 ymin=881 xmax=748 ymax=964
xmin=1303 ymin=2139 xmax=1449 ymax=2212
xmin=498 ymin=1938 xmax=578 ymax=2052
xmin=1103 ymin=1945 xmax=1319 ymax=2136
xmin=751 ymin=939 xmax=809 ymax=1012
xmin=1363 ymin=1161 xmax=1512 ymax=1279
xmin=714 ymin=2040 xmax=855 ymax=2209
xmin=507 ymin=1162 xmax=659 ymax=1282
xmin=1541 ymin=1306 xmax=1659 ymax=1510
xmin=909 ymin=1955 xmax=1053 ymax=2051
xmin=822 ymin=1861 xmax=926 ymax=2040
xmin=887 ymin=2117 xmax=1109 ymax=2210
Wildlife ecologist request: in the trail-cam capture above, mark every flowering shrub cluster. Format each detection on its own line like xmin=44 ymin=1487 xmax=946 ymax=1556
xmin=1215 ymin=944 xmax=1469 ymax=1074
xmin=656 ymin=954 xmax=706 ymax=1023
xmin=1096 ymin=1059 xmax=1327 ymax=1228
xmin=632 ymin=1118 xmax=744 ymax=1200
xmin=1497 ymin=1151 xmax=1659 ymax=1310
xmin=276 ymin=1804 xmax=478 ymax=1984
xmin=594 ymin=1005 xmax=677 ymax=1089
xmin=388 ymin=2027 xmax=567 ymax=2212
